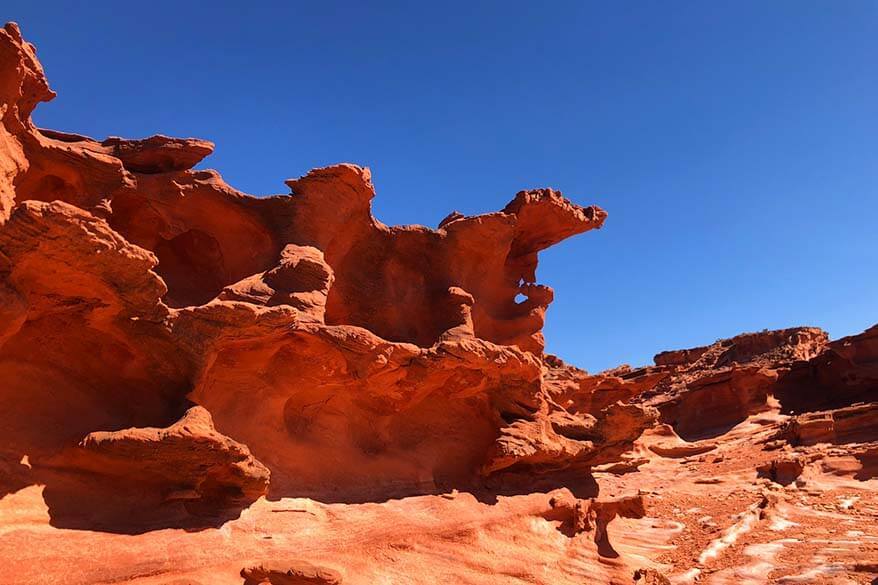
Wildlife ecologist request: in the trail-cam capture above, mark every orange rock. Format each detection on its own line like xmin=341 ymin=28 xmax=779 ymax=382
xmin=241 ymin=561 xmax=343 ymax=585
xmin=1 ymin=21 xmax=877 ymax=585
xmin=57 ymin=406 xmax=269 ymax=516
xmin=0 ymin=20 xmax=627 ymax=514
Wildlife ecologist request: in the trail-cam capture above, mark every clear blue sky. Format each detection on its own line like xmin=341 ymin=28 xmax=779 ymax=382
xmin=5 ymin=1 xmax=877 ymax=372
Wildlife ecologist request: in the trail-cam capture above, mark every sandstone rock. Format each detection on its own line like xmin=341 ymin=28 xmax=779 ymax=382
xmin=774 ymin=402 xmax=878 ymax=446
xmin=99 ymin=134 xmax=214 ymax=173
xmin=623 ymin=327 xmax=832 ymax=440
xmin=632 ymin=568 xmax=671 ymax=584
xmin=0 ymin=198 xmax=189 ymax=474
xmin=544 ymin=356 xmax=672 ymax=416
xmin=36 ymin=129 xmax=215 ymax=174
xmin=649 ymin=365 xmax=780 ymax=440
xmin=485 ymin=401 xmax=657 ymax=476
xmin=58 ymin=406 xmax=269 ymax=514
xmin=241 ymin=561 xmax=343 ymax=585
xmin=756 ymin=454 xmax=806 ymax=486
xmin=0 ymin=22 xmax=625 ymax=511
xmin=219 ymin=244 xmax=334 ymax=319
xmin=1 ymin=21 xmax=877 ymax=585
xmin=775 ymin=324 xmax=878 ymax=413
xmin=544 ymin=491 xmax=646 ymax=553
xmin=653 ymin=327 xmax=828 ymax=368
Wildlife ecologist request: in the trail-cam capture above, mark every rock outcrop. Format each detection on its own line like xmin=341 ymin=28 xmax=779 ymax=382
xmin=54 ymin=406 xmax=270 ymax=518
xmin=0 ymin=20 xmax=635 ymax=508
xmin=0 ymin=22 xmax=875 ymax=585
xmin=241 ymin=561 xmax=344 ymax=585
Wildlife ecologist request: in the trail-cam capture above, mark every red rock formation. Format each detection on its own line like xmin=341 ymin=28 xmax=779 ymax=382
xmin=55 ymin=406 xmax=270 ymax=517
xmin=1 ymin=22 xmax=876 ymax=585
xmin=774 ymin=323 xmax=878 ymax=414
xmin=1 ymin=14 xmax=651 ymax=544
xmin=640 ymin=327 xmax=827 ymax=440
xmin=773 ymin=401 xmax=878 ymax=446
xmin=241 ymin=561 xmax=343 ymax=585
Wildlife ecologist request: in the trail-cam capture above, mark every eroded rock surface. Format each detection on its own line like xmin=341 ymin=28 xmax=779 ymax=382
xmin=53 ymin=406 xmax=270 ymax=521
xmin=0 ymin=22 xmax=875 ymax=585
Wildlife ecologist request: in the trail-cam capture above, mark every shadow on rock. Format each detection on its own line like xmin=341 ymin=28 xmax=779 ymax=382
xmin=38 ymin=468 xmax=252 ymax=534
xmin=28 ymin=406 xmax=269 ymax=534
xmin=475 ymin=468 xmax=600 ymax=505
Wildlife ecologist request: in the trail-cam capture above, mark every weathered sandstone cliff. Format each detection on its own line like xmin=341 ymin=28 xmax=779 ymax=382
xmin=0 ymin=23 xmax=875 ymax=585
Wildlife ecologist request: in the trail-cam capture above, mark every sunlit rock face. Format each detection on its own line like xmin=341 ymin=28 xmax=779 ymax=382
xmin=1 ymin=22 xmax=876 ymax=585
